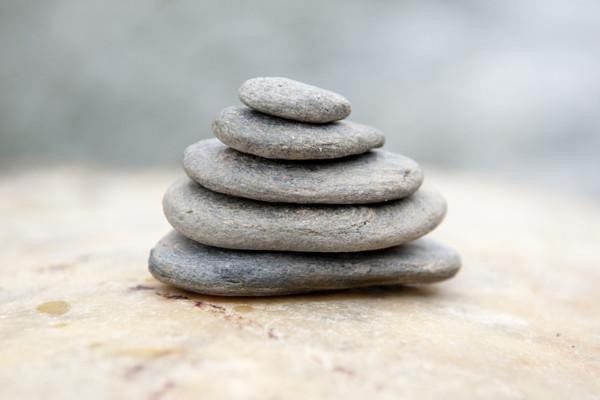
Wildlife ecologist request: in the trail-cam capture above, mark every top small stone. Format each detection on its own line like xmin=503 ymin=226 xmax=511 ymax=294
xmin=239 ymin=77 xmax=351 ymax=123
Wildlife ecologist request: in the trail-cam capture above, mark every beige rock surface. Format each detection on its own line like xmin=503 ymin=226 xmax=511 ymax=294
xmin=0 ymin=167 xmax=599 ymax=399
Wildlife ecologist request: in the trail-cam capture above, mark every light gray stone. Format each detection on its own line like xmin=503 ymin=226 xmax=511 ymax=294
xmin=239 ymin=77 xmax=351 ymax=123
xmin=163 ymin=178 xmax=446 ymax=252
xmin=183 ymin=139 xmax=423 ymax=204
xmin=149 ymin=231 xmax=461 ymax=296
xmin=212 ymin=106 xmax=385 ymax=160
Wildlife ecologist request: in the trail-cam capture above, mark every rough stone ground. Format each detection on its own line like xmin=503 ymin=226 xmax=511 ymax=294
xmin=0 ymin=166 xmax=599 ymax=399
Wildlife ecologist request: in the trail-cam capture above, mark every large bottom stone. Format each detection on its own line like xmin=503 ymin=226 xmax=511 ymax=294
xmin=163 ymin=178 xmax=447 ymax=252
xmin=149 ymin=231 xmax=461 ymax=296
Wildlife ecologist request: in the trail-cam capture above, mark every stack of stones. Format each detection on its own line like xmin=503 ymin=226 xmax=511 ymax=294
xmin=149 ymin=77 xmax=461 ymax=296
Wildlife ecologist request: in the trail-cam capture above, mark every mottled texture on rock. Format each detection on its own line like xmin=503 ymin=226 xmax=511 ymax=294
xmin=163 ymin=178 xmax=446 ymax=252
xmin=4 ymin=168 xmax=600 ymax=399
xmin=212 ymin=106 xmax=384 ymax=160
xmin=238 ymin=77 xmax=351 ymax=123
xmin=149 ymin=231 xmax=461 ymax=296
xmin=183 ymin=139 xmax=423 ymax=204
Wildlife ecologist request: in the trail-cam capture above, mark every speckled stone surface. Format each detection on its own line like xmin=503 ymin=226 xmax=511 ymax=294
xmin=163 ymin=178 xmax=446 ymax=252
xmin=183 ymin=139 xmax=423 ymax=204
xmin=239 ymin=77 xmax=351 ymax=123
xmin=149 ymin=231 xmax=461 ymax=296
xmin=212 ymin=106 xmax=385 ymax=160
xmin=2 ymin=168 xmax=599 ymax=399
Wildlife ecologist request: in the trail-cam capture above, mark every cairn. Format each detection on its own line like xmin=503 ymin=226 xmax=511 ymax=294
xmin=149 ymin=77 xmax=460 ymax=296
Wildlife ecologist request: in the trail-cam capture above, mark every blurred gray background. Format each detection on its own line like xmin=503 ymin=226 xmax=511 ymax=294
xmin=1 ymin=0 xmax=599 ymax=197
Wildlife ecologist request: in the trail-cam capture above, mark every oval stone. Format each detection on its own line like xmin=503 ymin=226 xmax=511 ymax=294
xmin=239 ymin=77 xmax=351 ymax=123
xmin=162 ymin=178 xmax=447 ymax=252
xmin=212 ymin=106 xmax=385 ymax=160
xmin=183 ymin=139 xmax=423 ymax=204
xmin=149 ymin=231 xmax=461 ymax=296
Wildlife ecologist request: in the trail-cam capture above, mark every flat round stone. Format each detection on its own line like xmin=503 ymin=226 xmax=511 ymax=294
xmin=162 ymin=178 xmax=446 ymax=252
xmin=149 ymin=231 xmax=461 ymax=296
xmin=239 ymin=77 xmax=351 ymax=123
xmin=212 ymin=106 xmax=385 ymax=160
xmin=183 ymin=139 xmax=423 ymax=204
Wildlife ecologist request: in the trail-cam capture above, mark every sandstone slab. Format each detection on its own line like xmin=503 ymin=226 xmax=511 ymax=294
xmin=3 ymin=168 xmax=600 ymax=399
xmin=149 ymin=231 xmax=461 ymax=296
xmin=183 ymin=139 xmax=423 ymax=204
xmin=212 ymin=106 xmax=384 ymax=160
xmin=239 ymin=77 xmax=351 ymax=123
xmin=163 ymin=178 xmax=446 ymax=252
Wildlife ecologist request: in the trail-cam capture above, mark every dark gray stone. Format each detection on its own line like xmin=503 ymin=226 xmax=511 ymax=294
xmin=183 ymin=139 xmax=423 ymax=204
xmin=149 ymin=231 xmax=461 ymax=296
xmin=163 ymin=178 xmax=446 ymax=252
xmin=238 ymin=77 xmax=351 ymax=123
xmin=212 ymin=106 xmax=385 ymax=160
